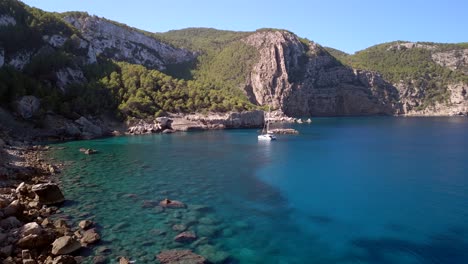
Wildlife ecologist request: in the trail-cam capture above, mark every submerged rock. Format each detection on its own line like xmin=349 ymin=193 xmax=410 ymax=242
xmin=174 ymin=231 xmax=197 ymax=243
xmin=156 ymin=250 xmax=207 ymax=264
xmin=159 ymin=198 xmax=186 ymax=209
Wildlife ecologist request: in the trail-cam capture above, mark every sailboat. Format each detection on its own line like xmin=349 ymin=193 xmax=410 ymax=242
xmin=258 ymin=106 xmax=277 ymax=141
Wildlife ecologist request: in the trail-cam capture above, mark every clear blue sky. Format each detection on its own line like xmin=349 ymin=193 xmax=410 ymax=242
xmin=21 ymin=0 xmax=467 ymax=54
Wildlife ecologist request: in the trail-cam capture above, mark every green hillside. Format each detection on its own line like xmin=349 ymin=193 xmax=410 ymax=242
xmin=330 ymin=42 xmax=468 ymax=108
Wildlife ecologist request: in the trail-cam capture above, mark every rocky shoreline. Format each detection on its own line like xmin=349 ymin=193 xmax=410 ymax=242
xmin=0 ymin=107 xmax=311 ymax=263
xmin=0 ymin=136 xmax=106 ymax=263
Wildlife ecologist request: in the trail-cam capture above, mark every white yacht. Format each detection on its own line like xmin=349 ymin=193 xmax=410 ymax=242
xmin=258 ymin=106 xmax=276 ymax=141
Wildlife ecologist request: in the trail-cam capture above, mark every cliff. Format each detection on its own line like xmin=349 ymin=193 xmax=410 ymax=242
xmin=0 ymin=0 xmax=466 ymax=129
xmin=243 ymin=31 xmax=400 ymax=116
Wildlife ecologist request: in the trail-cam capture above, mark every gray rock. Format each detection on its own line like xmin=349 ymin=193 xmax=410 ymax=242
xmin=16 ymin=96 xmax=40 ymax=119
xmin=31 ymin=183 xmax=65 ymax=205
xmin=78 ymin=220 xmax=93 ymax=230
xmin=20 ymin=222 xmax=42 ymax=237
xmin=51 ymin=236 xmax=81 ymax=255
xmin=80 ymin=228 xmax=100 ymax=244
xmin=75 ymin=117 xmax=102 ymax=137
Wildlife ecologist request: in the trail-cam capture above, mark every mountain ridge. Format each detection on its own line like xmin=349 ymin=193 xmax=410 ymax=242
xmin=0 ymin=0 xmax=467 ymax=137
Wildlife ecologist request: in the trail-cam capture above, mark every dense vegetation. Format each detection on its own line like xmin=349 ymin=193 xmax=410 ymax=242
xmin=156 ymin=28 xmax=258 ymax=89
xmin=0 ymin=1 xmax=257 ymax=120
xmin=327 ymin=42 xmax=468 ymax=108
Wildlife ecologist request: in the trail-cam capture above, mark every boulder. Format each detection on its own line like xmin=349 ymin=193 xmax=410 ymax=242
xmin=92 ymin=256 xmax=107 ymax=264
xmin=159 ymin=198 xmax=186 ymax=209
xmin=0 ymin=216 xmax=21 ymax=229
xmin=20 ymin=222 xmax=42 ymax=237
xmin=174 ymin=231 xmax=197 ymax=243
xmin=156 ymin=117 xmax=173 ymax=129
xmin=80 ymin=228 xmax=100 ymax=245
xmin=31 ymin=183 xmax=65 ymax=205
xmin=51 ymin=236 xmax=81 ymax=255
xmin=118 ymin=257 xmax=130 ymax=264
xmin=78 ymin=220 xmax=93 ymax=230
xmin=156 ymin=250 xmax=207 ymax=264
xmin=16 ymin=96 xmax=40 ymax=119
xmin=75 ymin=117 xmax=102 ymax=137
xmin=0 ymin=245 xmax=13 ymax=258
xmin=3 ymin=200 xmax=24 ymax=217
xmin=17 ymin=233 xmax=52 ymax=249
xmin=52 ymin=255 xmax=77 ymax=264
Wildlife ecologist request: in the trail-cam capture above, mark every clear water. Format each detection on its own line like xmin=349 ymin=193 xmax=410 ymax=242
xmin=51 ymin=117 xmax=468 ymax=264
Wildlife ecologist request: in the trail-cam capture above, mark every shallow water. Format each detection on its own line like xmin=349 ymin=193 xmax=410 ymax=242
xmin=51 ymin=117 xmax=468 ymax=263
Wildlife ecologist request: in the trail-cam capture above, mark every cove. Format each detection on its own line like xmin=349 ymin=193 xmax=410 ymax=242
xmin=51 ymin=117 xmax=468 ymax=264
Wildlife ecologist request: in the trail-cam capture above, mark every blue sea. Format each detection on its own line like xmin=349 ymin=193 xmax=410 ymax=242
xmin=51 ymin=117 xmax=468 ymax=264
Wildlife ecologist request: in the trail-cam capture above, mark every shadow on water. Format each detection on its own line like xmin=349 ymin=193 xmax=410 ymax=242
xmin=346 ymin=227 xmax=468 ymax=264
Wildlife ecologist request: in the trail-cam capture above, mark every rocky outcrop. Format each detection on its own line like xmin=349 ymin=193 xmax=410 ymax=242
xmin=432 ymin=49 xmax=468 ymax=74
xmin=0 ymin=15 xmax=16 ymax=26
xmin=386 ymin=42 xmax=436 ymax=51
xmin=63 ymin=15 xmax=195 ymax=70
xmin=56 ymin=68 xmax=87 ymax=92
xmin=42 ymin=35 xmax=68 ymax=48
xmin=243 ymin=31 xmax=400 ymax=117
xmin=8 ymin=51 xmax=32 ymax=70
xmin=400 ymin=82 xmax=468 ymax=116
xmin=15 ymin=96 xmax=41 ymax=119
xmin=175 ymin=110 xmax=264 ymax=130
xmin=31 ymin=183 xmax=65 ymax=205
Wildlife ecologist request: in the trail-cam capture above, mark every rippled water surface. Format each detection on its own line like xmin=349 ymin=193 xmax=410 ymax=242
xmin=52 ymin=117 xmax=468 ymax=263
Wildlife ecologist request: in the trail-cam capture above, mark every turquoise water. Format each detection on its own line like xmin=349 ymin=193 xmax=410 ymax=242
xmin=51 ymin=117 xmax=468 ymax=264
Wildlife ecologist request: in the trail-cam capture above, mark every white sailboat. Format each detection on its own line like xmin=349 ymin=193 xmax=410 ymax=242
xmin=258 ymin=106 xmax=277 ymax=141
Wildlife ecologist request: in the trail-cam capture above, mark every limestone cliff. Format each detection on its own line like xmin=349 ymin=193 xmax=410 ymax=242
xmin=63 ymin=15 xmax=195 ymax=71
xmin=243 ymin=31 xmax=400 ymax=116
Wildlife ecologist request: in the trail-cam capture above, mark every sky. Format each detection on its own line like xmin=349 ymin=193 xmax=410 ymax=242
xmin=21 ymin=0 xmax=467 ymax=54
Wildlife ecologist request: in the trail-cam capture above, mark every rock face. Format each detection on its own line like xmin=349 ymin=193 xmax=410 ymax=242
xmin=432 ymin=49 xmax=468 ymax=74
xmin=156 ymin=250 xmax=207 ymax=264
xmin=16 ymin=96 xmax=41 ymax=119
xmin=56 ymin=68 xmax=87 ymax=92
xmin=243 ymin=31 xmax=400 ymax=117
xmin=63 ymin=15 xmax=195 ymax=70
xmin=0 ymin=15 xmax=16 ymax=26
xmin=0 ymin=47 xmax=4 ymax=67
xmin=31 ymin=183 xmax=65 ymax=205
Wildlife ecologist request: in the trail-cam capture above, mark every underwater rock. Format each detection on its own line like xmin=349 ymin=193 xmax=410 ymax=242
xmin=159 ymin=198 xmax=186 ymax=209
xmin=174 ymin=231 xmax=197 ymax=243
xmin=196 ymin=244 xmax=230 ymax=264
xmin=156 ymin=250 xmax=207 ymax=264
xmin=172 ymin=224 xmax=187 ymax=232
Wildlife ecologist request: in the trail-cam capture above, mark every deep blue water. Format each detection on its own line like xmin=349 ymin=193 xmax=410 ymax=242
xmin=51 ymin=117 xmax=468 ymax=264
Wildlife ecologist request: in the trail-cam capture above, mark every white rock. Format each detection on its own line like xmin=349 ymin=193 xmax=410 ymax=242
xmin=0 ymin=15 xmax=16 ymax=26
xmin=20 ymin=222 xmax=42 ymax=237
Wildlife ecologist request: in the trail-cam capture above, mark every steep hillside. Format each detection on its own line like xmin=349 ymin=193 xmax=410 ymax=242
xmin=0 ymin=0 xmax=256 ymax=129
xmin=1 ymin=0 xmax=467 ymax=130
xmin=332 ymin=42 xmax=468 ymax=115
